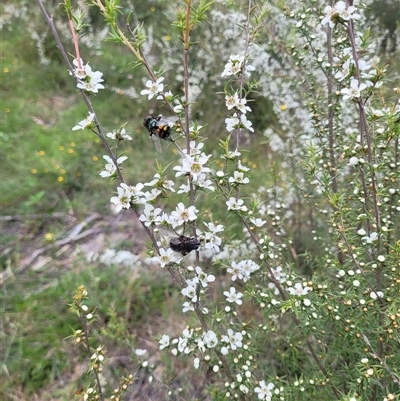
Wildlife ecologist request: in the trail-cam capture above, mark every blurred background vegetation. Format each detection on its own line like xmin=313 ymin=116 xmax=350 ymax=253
xmin=1 ymin=0 xmax=399 ymax=399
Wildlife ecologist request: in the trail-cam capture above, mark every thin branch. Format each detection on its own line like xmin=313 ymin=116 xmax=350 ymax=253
xmin=36 ymin=0 xmax=124 ymax=183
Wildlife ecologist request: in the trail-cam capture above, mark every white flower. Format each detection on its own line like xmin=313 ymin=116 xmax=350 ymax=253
xmin=349 ymin=156 xmax=359 ymax=165
xmin=245 ymin=63 xmax=255 ymax=76
xmin=181 ymin=280 xmax=198 ymax=302
xmin=173 ymin=104 xmax=183 ymax=113
xmin=226 ymin=149 xmax=241 ymax=159
xmin=170 ymin=203 xmax=199 ymax=227
xmin=99 ymin=155 xmax=127 ymax=178
xmin=321 ymin=1 xmax=360 ymax=27
xmin=106 ymin=128 xmax=132 ymax=141
xmin=144 ymin=173 xmax=175 ymax=192
xmin=321 ymin=5 xmax=337 ymax=28
xmin=135 ymin=349 xmax=147 ymax=356
xmin=336 ymin=1 xmax=360 ymax=21
xmin=254 ymin=380 xmax=274 ymax=400
xmin=110 ymin=183 xmax=133 ymax=212
xmin=177 ymin=330 xmax=192 ymax=353
xmin=221 ymin=54 xmax=244 ymax=77
xmin=361 ymin=232 xmax=378 ymax=244
xmin=240 ymin=114 xmax=254 ymax=132
xmin=370 ymin=291 xmax=384 ymax=300
xmin=202 ymin=231 xmax=222 ymax=253
xmin=341 ymin=79 xmax=367 ymax=100
xmin=250 ymin=218 xmax=266 ymax=227
xmin=195 ymin=266 xmax=215 ymax=287
xmin=182 ymin=301 xmax=195 ymax=313
xmin=139 ymin=203 xmax=162 ymax=227
xmin=204 ymin=222 xmax=224 ymax=234
xmin=141 ymin=188 xmax=162 ymax=202
xmin=225 ymin=93 xmax=251 ymax=114
xmin=71 ymin=58 xmax=87 ymax=80
xmin=225 ymin=114 xmax=240 ymax=132
xmin=201 ymin=222 xmax=223 ymax=253
xmin=334 ymin=58 xmax=352 ymax=82
xmin=182 ymin=141 xmax=205 ymax=157
xmin=223 ymin=287 xmax=243 ymax=305
xmin=270 ymin=266 xmax=286 ymax=283
xmin=225 ymin=113 xmax=254 ymax=132
xmin=125 ymin=183 xmax=145 ymax=204
xmin=196 ymin=173 xmax=215 ymax=191
xmin=159 ymin=334 xmax=170 ymax=350
xmin=77 ymin=68 xmax=104 ymax=93
xmin=229 ymin=171 xmax=249 ymax=185
xmin=287 ymin=282 xmax=311 ymax=296
xmin=226 ymin=197 xmax=248 ymax=212
xmin=196 ymin=339 xmax=206 ymax=353
xmin=225 ymin=93 xmax=238 ymax=110
xmin=164 ymin=90 xmax=173 ymax=100
xmin=72 ymin=112 xmax=95 ymax=130
xmin=150 ymin=247 xmax=180 ymax=268
xmin=227 ymin=261 xmax=244 ymax=281
xmin=221 ymin=54 xmax=255 ymax=77
xmin=358 ymin=59 xmax=371 ymax=75
xmin=240 ymin=259 xmax=260 ymax=281
xmin=72 ymin=59 xmax=105 ymax=93
xmin=144 ymin=174 xmax=161 ymax=187
xmin=177 ymin=182 xmax=191 ymax=194
xmin=237 ymin=159 xmax=250 ymax=172
xmin=173 ymin=153 xmax=211 ymax=180
xmin=221 ymin=329 xmax=243 ymax=350
xmin=140 ymin=77 xmax=164 ymax=100
xmin=181 ymin=328 xmax=193 ymax=340
xmin=203 ymin=330 xmax=218 ymax=348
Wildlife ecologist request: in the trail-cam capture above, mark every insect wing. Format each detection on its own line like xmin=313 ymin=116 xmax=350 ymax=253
xmin=151 ymin=133 xmax=163 ymax=153
xmin=157 ymin=115 xmax=179 ymax=125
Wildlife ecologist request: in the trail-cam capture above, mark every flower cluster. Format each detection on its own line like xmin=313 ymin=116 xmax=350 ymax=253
xmin=181 ymin=265 xmax=215 ymax=306
xmin=108 ymin=170 xmax=178 ymax=214
xmin=227 ymin=259 xmax=260 ymax=282
xmin=221 ymin=55 xmax=255 ymax=135
xmin=159 ymin=328 xmax=219 ymax=357
xmin=200 ymin=222 xmax=224 ymax=253
xmin=72 ymin=58 xmax=104 ymax=94
xmin=321 ymin=2 xmax=382 ymax=102
xmin=159 ymin=325 xmax=245 ymax=362
xmin=110 ymin=183 xmax=144 ymax=212
xmin=173 ymin=141 xmax=214 ymax=193
xmin=225 ymin=113 xmax=254 ymax=133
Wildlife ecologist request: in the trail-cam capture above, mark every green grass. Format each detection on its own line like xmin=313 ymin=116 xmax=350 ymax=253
xmin=1 ymin=259 xmax=172 ymax=397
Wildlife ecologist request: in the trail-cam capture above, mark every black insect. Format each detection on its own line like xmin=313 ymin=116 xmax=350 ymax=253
xmin=169 ymin=235 xmax=200 ymax=256
xmin=143 ymin=115 xmax=179 ymax=153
